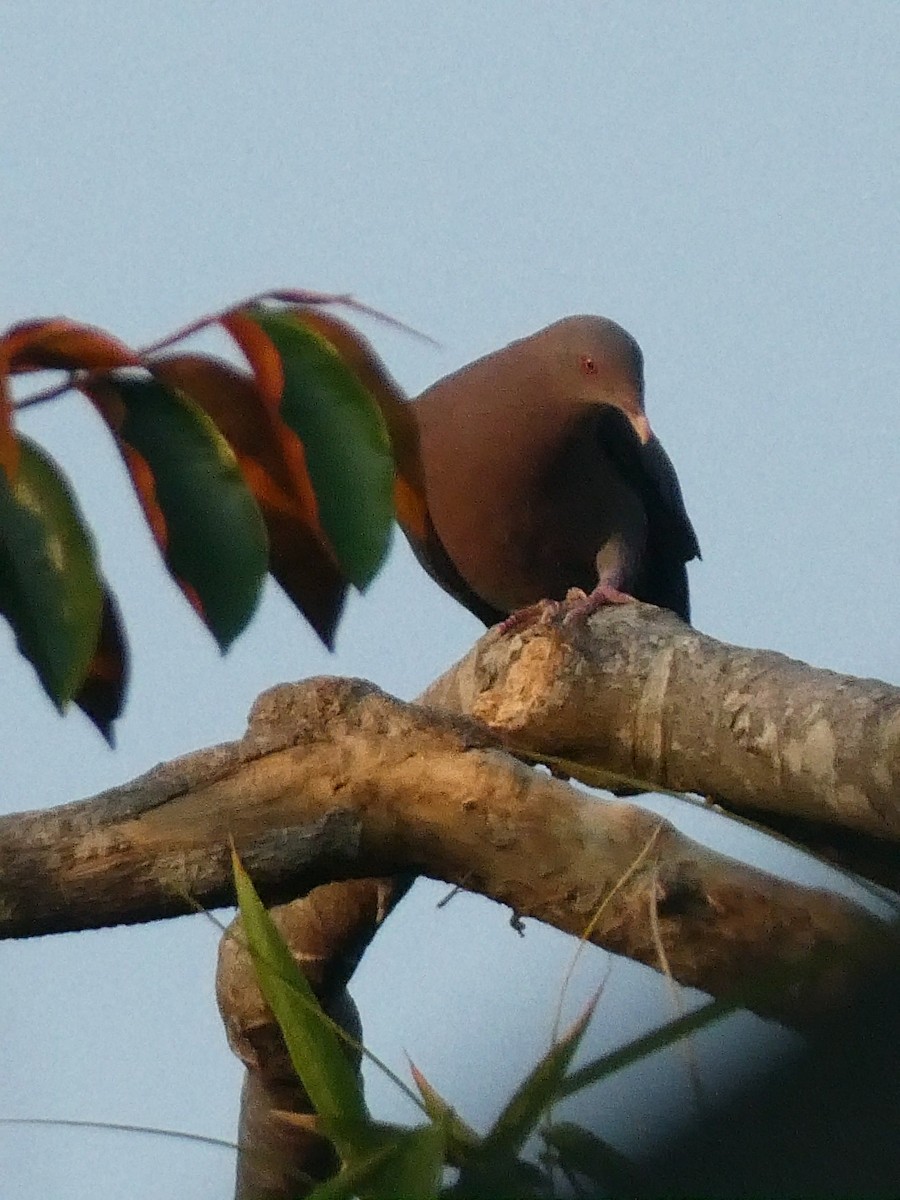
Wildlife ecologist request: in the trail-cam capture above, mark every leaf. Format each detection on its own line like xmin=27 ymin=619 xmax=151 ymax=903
xmin=316 ymin=1121 xmax=445 ymax=1200
xmin=409 ymin=1061 xmax=480 ymax=1165
xmin=150 ymin=354 xmax=346 ymax=647
xmin=304 ymin=1123 xmax=444 ymax=1200
xmin=451 ymin=1154 xmax=551 ymax=1199
xmin=1 ymin=317 xmax=139 ymax=374
xmin=0 ymin=437 xmax=103 ymax=708
xmin=219 ymin=310 xmax=285 ymax=408
xmin=73 ymin=586 xmax=129 ymax=742
xmin=481 ymin=997 xmax=598 ymax=1157
xmin=560 ymin=999 xmax=746 ymax=1104
xmin=289 ymin=309 xmax=430 ymax=541
xmin=361 ymin=1121 xmax=444 ymax=1200
xmin=235 ymin=310 xmax=396 ymax=590
xmin=231 ymin=850 xmax=370 ymax=1160
xmin=542 ymin=1122 xmax=644 ymax=1195
xmin=0 ymin=368 xmax=19 ymax=481
xmin=303 ymin=1146 xmax=396 ymax=1200
xmin=83 ymin=376 xmax=268 ymax=650
xmin=555 ymin=956 xmax=828 ymax=1103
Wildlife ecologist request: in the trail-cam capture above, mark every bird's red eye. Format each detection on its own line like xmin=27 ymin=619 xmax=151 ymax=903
xmin=580 ymin=354 xmax=598 ymax=375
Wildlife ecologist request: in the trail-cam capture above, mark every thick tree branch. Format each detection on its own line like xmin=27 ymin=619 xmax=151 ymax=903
xmin=0 ymin=668 xmax=890 ymax=1028
xmin=205 ymin=604 xmax=899 ymax=1197
xmin=423 ymin=604 xmax=900 ymax=883
xmin=6 ymin=608 xmax=898 ymax=1198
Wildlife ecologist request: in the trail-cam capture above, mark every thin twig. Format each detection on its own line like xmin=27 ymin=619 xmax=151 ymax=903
xmin=12 ymin=288 xmax=438 ymax=412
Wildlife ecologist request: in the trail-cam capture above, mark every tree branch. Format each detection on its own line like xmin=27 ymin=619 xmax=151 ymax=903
xmin=0 ymin=663 xmax=891 ymax=1026
xmin=217 ymin=879 xmax=404 ymax=1199
xmin=423 ymin=604 xmax=900 ymax=884
xmin=203 ymin=605 xmax=899 ymax=1198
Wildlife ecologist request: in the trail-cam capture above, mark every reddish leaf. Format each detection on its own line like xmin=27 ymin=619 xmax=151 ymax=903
xmin=74 ymin=587 xmax=129 ymax=743
xmin=243 ymin=310 xmax=396 ymax=590
xmin=85 ymin=378 xmax=172 ymax=557
xmin=150 ymin=354 xmax=347 ymax=646
xmin=220 ymin=311 xmax=285 ymax=408
xmin=150 ymin=355 xmax=319 ymax=525
xmin=1 ymin=318 xmax=139 ymax=375
xmin=225 ymin=301 xmax=432 ymax=543
xmin=0 ymin=368 xmax=19 ymax=482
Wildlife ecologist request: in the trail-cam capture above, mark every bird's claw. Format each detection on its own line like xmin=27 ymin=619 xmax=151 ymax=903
xmin=562 ymin=583 xmax=634 ymax=626
xmin=497 ymin=584 xmax=634 ymax=636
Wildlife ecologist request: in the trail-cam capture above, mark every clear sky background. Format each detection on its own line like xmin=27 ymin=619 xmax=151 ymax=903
xmin=1 ymin=4 xmax=898 ymax=1197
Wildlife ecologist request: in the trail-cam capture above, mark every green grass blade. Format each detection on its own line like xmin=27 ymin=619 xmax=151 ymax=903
xmin=481 ymin=997 xmax=598 ymax=1158
xmin=232 ymin=851 xmax=369 ymax=1160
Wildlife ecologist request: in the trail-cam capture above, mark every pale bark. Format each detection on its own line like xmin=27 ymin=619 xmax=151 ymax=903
xmin=0 ymin=662 xmax=890 ymax=1024
xmin=423 ymin=605 xmax=900 ymax=842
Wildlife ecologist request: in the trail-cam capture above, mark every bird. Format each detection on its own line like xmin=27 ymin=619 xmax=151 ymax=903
xmin=405 ymin=315 xmax=700 ymax=627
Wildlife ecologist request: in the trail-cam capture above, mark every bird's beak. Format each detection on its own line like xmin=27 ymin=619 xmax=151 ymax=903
xmin=630 ymin=413 xmax=653 ymax=444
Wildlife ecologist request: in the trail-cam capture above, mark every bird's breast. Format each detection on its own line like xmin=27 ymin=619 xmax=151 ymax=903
xmin=418 ymin=399 xmax=649 ymax=614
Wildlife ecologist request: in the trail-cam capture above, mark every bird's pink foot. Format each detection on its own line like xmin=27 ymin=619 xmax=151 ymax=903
xmin=498 ymin=584 xmax=634 ymax=635
xmin=561 ymin=582 xmax=635 ymax=626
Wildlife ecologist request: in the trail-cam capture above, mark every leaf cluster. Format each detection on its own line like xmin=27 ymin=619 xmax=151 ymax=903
xmin=0 ymin=292 xmax=428 ymax=737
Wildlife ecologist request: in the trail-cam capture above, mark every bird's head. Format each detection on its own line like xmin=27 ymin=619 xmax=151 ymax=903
xmin=532 ymin=315 xmax=652 ymax=444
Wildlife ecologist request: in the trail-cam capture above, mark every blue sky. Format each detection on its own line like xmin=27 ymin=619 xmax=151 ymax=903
xmin=1 ymin=5 xmax=898 ymax=1196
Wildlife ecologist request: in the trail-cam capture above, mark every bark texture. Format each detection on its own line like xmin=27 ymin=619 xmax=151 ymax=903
xmin=0 ymin=668 xmax=891 ymax=1025
xmin=422 ymin=605 xmax=900 ymax=888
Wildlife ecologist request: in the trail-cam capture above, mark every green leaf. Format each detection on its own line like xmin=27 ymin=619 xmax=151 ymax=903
xmin=480 ymin=997 xmax=598 ymax=1157
xmin=450 ymin=1154 xmax=551 ymax=1199
xmin=231 ymin=851 xmax=370 ymax=1160
xmin=556 ymin=933 xmax=849 ymax=1105
xmin=364 ymin=1122 xmax=445 ymax=1200
xmin=543 ymin=1122 xmax=644 ymax=1194
xmin=96 ymin=378 xmax=268 ymax=649
xmin=304 ymin=1145 xmax=396 ymax=1200
xmin=410 ymin=1061 xmax=480 ymax=1166
xmin=306 ymin=1124 xmax=443 ymax=1200
xmin=557 ymin=992 xmax=745 ymax=1101
xmin=0 ymin=437 xmax=103 ymax=707
xmin=249 ymin=311 xmax=395 ymax=589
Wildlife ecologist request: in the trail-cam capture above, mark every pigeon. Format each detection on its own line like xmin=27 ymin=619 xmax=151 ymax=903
xmin=406 ymin=315 xmax=700 ymax=626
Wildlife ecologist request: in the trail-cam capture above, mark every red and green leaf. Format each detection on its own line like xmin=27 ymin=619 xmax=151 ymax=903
xmin=73 ymin=587 xmax=129 ymax=742
xmin=219 ymin=310 xmax=285 ymax=409
xmin=2 ymin=294 xmax=429 ymax=727
xmin=289 ymin=309 xmax=429 ymax=541
xmin=150 ymin=354 xmax=347 ymax=646
xmin=1 ymin=317 xmax=139 ymax=375
xmin=83 ymin=376 xmax=268 ymax=650
xmin=0 ymin=369 xmax=19 ymax=482
xmin=227 ymin=309 xmax=397 ymax=591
